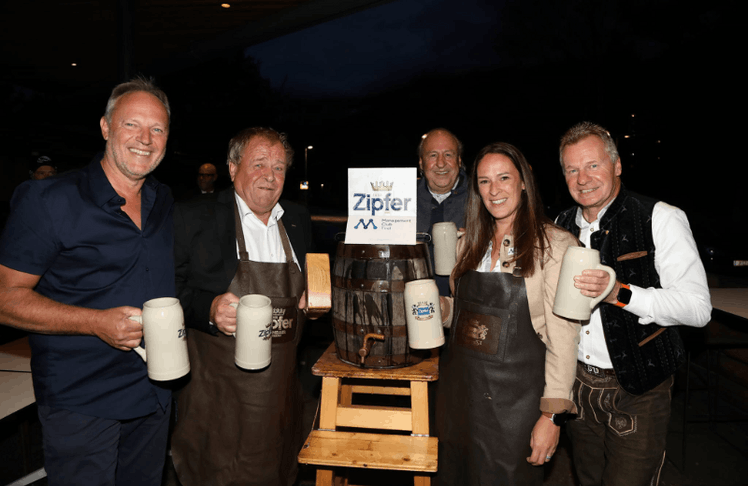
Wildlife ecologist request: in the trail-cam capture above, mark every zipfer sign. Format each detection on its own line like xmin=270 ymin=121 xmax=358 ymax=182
xmin=345 ymin=168 xmax=417 ymax=245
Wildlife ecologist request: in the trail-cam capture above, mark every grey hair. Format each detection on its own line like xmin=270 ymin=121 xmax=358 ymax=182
xmin=559 ymin=121 xmax=619 ymax=167
xmin=418 ymin=128 xmax=464 ymax=160
xmin=104 ymin=76 xmax=170 ymax=125
xmin=226 ymin=127 xmax=294 ymax=168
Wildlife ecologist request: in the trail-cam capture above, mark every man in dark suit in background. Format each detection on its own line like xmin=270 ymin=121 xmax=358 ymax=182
xmin=178 ymin=162 xmax=219 ymax=201
xmin=170 ymin=127 xmax=312 ymax=486
xmin=195 ymin=162 xmax=218 ymax=195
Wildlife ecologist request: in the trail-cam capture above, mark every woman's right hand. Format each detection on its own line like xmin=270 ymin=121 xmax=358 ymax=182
xmin=526 ymin=414 xmax=560 ymax=466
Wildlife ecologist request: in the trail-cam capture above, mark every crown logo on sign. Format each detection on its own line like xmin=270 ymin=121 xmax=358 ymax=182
xmin=370 ymin=181 xmax=394 ymax=191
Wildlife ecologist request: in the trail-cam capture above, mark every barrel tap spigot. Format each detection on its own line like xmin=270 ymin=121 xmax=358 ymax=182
xmin=358 ymin=333 xmax=385 ymax=366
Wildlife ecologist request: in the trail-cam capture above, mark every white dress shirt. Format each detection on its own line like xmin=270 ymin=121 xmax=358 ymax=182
xmin=428 ymin=176 xmax=461 ymax=204
xmin=234 ymin=192 xmax=300 ymax=270
xmin=573 ymin=200 xmax=711 ymax=368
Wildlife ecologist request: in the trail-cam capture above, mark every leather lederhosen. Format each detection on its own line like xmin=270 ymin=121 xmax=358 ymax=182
xmin=172 ymin=201 xmax=306 ymax=486
xmin=437 ymin=270 xmax=545 ymax=486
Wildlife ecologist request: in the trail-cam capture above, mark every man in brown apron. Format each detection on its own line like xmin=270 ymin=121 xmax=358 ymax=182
xmin=171 ymin=127 xmax=313 ymax=486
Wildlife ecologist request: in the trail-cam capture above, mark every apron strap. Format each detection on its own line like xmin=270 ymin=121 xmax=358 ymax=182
xmin=277 ymin=219 xmax=295 ymax=265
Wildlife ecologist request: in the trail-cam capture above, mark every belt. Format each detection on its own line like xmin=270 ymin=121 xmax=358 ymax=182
xmin=578 ymin=361 xmax=616 ymax=378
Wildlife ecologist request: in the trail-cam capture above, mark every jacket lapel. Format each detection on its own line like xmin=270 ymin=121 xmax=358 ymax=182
xmin=217 ymin=189 xmax=239 ymax=284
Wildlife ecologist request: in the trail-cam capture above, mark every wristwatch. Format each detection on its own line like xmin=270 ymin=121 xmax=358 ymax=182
xmin=615 ymin=283 xmax=632 ymax=308
xmin=543 ymin=412 xmax=572 ymax=426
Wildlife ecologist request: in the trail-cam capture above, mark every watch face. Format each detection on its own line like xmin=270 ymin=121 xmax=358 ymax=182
xmin=617 ymin=286 xmax=632 ymax=305
xmin=552 ymin=413 xmax=571 ymax=426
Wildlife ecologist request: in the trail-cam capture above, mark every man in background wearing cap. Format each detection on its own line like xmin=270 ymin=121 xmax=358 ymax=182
xmin=29 ymin=155 xmax=57 ymax=180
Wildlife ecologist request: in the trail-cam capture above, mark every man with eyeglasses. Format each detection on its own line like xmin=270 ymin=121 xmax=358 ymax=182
xmin=196 ymin=162 xmax=218 ymax=194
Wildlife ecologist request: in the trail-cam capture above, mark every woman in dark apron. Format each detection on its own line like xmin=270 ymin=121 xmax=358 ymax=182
xmin=436 ymin=142 xmax=580 ymax=485
xmin=172 ymin=201 xmax=306 ymax=486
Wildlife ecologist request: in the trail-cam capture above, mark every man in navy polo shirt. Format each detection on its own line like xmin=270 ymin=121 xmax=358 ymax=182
xmin=0 ymin=78 xmax=174 ymax=485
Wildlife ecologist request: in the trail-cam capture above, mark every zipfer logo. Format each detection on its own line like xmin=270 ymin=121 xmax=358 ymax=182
xmin=354 ymin=219 xmax=377 ymax=229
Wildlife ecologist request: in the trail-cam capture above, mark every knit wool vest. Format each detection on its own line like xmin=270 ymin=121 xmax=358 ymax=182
xmin=555 ymin=186 xmax=686 ymax=395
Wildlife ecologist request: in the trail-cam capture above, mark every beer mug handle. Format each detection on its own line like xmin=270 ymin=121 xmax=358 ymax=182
xmin=589 ymin=265 xmax=617 ymax=309
xmin=128 ymin=315 xmax=147 ymax=362
xmin=229 ymin=302 xmax=238 ymax=338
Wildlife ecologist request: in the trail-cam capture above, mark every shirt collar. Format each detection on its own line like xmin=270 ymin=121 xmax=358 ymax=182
xmin=83 ymin=154 xmax=160 ymax=214
xmin=84 ymin=155 xmax=125 ymax=209
xmin=234 ymin=191 xmax=284 ymax=226
xmin=428 ymin=174 xmax=461 ymax=203
xmin=575 ymin=197 xmax=615 ymax=229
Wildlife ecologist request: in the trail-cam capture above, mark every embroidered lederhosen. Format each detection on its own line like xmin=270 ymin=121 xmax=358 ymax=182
xmin=437 ymin=270 xmax=545 ymax=486
xmin=172 ymin=201 xmax=305 ymax=486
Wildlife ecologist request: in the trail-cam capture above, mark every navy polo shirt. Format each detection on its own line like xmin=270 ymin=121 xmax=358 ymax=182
xmin=0 ymin=158 xmax=174 ymax=420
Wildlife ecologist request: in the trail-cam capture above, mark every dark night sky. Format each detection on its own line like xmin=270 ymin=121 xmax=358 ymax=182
xmin=1 ymin=0 xmax=742 ymax=243
xmin=238 ymin=0 xmax=741 ymax=232
xmin=246 ymin=0 xmax=729 ymax=101
xmin=246 ymin=0 xmax=505 ymax=98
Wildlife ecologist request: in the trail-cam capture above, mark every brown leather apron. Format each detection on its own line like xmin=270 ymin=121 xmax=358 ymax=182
xmin=436 ymin=270 xmax=545 ymax=486
xmin=172 ymin=202 xmax=306 ymax=486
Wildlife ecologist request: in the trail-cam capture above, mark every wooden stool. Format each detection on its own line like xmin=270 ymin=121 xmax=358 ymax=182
xmin=298 ymin=343 xmax=439 ymax=486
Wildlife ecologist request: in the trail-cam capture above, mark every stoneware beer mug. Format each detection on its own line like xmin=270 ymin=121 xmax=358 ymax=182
xmin=130 ymin=297 xmax=190 ymax=381
xmin=404 ymin=279 xmax=445 ymax=349
xmin=553 ymin=246 xmax=617 ymax=320
xmin=230 ymin=294 xmax=273 ymax=370
xmin=432 ymin=221 xmax=458 ymax=276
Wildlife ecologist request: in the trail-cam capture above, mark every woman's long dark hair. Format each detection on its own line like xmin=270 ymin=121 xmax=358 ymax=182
xmin=453 ymin=142 xmax=552 ymax=279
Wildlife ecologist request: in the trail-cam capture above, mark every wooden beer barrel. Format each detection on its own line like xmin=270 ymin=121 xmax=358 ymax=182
xmin=332 ymin=242 xmax=433 ymax=368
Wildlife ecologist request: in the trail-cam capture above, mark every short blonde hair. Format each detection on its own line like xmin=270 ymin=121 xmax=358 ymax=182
xmin=559 ymin=121 xmax=619 ymax=167
xmin=104 ymin=76 xmax=170 ymax=125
